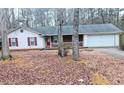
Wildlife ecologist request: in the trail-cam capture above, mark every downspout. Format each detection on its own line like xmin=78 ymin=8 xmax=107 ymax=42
xmin=50 ymin=36 xmax=52 ymax=48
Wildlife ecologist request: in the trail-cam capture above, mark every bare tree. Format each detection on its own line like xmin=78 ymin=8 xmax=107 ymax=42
xmin=57 ymin=8 xmax=65 ymax=57
xmin=11 ymin=8 xmax=16 ymax=28
xmin=0 ymin=8 xmax=10 ymax=59
xmin=72 ymin=8 xmax=79 ymax=61
xmin=8 ymin=8 xmax=123 ymax=28
xmin=18 ymin=8 xmax=33 ymax=27
xmin=98 ymin=8 xmax=106 ymax=23
xmin=89 ymin=8 xmax=95 ymax=24
xmin=116 ymin=8 xmax=120 ymax=26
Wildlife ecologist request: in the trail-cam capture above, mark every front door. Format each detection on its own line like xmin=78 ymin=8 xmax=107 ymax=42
xmin=46 ymin=37 xmax=51 ymax=48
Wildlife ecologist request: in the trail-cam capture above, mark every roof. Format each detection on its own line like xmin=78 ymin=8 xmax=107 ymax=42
xmin=33 ymin=24 xmax=122 ymax=36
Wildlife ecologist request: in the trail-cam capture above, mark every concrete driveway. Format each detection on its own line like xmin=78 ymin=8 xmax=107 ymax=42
xmin=94 ymin=48 xmax=124 ymax=59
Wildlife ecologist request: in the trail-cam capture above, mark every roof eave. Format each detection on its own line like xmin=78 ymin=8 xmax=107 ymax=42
xmin=82 ymin=31 xmax=122 ymax=35
xmin=42 ymin=31 xmax=122 ymax=36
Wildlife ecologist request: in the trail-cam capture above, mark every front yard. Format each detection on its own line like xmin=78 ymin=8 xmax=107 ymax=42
xmin=0 ymin=49 xmax=124 ymax=85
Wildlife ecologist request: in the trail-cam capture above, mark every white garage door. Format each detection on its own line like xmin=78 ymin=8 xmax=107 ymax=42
xmin=86 ymin=35 xmax=116 ymax=47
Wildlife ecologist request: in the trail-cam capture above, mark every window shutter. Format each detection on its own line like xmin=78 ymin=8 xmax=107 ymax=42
xmin=35 ymin=37 xmax=37 ymax=46
xmin=28 ymin=37 xmax=30 ymax=46
xmin=16 ymin=38 xmax=18 ymax=46
xmin=9 ymin=38 xmax=11 ymax=47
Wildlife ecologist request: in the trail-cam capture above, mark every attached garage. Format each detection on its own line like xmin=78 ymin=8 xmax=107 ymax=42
xmin=83 ymin=34 xmax=119 ymax=47
xmin=33 ymin=23 xmax=122 ymax=48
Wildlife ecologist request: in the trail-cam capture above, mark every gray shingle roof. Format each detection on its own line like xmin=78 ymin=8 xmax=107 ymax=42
xmin=33 ymin=24 xmax=122 ymax=36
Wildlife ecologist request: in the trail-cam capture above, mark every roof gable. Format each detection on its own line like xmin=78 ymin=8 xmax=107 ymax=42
xmin=8 ymin=27 xmax=41 ymax=35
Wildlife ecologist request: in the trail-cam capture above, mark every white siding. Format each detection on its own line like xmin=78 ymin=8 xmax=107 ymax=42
xmin=83 ymin=35 xmax=87 ymax=47
xmin=83 ymin=34 xmax=120 ymax=47
xmin=8 ymin=29 xmax=45 ymax=50
xmin=115 ymin=34 xmax=119 ymax=46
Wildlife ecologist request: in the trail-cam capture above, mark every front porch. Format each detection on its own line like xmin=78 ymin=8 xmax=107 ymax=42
xmin=45 ymin=35 xmax=83 ymax=48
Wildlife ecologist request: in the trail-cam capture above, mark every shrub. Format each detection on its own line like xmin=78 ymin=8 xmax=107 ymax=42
xmin=63 ymin=44 xmax=72 ymax=49
xmin=63 ymin=45 xmax=72 ymax=56
xmin=120 ymin=33 xmax=124 ymax=50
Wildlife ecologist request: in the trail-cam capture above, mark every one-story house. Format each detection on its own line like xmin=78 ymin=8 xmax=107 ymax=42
xmin=4 ymin=24 xmax=122 ymax=50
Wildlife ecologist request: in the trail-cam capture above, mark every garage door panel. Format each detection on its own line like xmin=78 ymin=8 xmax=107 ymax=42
xmin=87 ymin=35 xmax=115 ymax=47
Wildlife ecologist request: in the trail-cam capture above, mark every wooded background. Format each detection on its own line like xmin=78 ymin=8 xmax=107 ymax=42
xmin=2 ymin=8 xmax=124 ymax=30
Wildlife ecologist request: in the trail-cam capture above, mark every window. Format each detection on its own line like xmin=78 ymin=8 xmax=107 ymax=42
xmin=53 ymin=36 xmax=58 ymax=43
xmin=9 ymin=38 xmax=18 ymax=47
xmin=28 ymin=37 xmax=37 ymax=46
xmin=20 ymin=29 xmax=24 ymax=33
xmin=30 ymin=37 xmax=35 ymax=46
xmin=11 ymin=38 xmax=16 ymax=46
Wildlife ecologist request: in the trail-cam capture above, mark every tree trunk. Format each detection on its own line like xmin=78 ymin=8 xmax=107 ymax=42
xmin=26 ymin=19 xmax=30 ymax=27
xmin=0 ymin=9 xmax=10 ymax=59
xmin=116 ymin=8 xmax=120 ymax=27
xmin=58 ymin=23 xmax=64 ymax=57
xmin=11 ymin=8 xmax=16 ymax=28
xmin=1 ymin=29 xmax=10 ymax=59
xmin=57 ymin=9 xmax=65 ymax=57
xmin=72 ymin=8 xmax=79 ymax=61
xmin=99 ymin=8 xmax=105 ymax=24
xmin=108 ymin=8 xmax=112 ymax=23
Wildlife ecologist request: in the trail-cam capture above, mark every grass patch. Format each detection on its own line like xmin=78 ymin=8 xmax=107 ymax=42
xmin=92 ymin=72 xmax=110 ymax=85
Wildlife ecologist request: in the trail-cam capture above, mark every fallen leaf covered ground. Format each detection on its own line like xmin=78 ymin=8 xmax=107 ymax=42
xmin=0 ymin=49 xmax=124 ymax=85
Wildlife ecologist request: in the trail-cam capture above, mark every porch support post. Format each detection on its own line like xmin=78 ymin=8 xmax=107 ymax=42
xmin=50 ymin=36 xmax=52 ymax=48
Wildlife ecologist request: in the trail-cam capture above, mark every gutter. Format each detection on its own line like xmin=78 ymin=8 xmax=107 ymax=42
xmin=81 ymin=31 xmax=122 ymax=35
xmin=42 ymin=31 xmax=122 ymax=36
